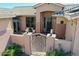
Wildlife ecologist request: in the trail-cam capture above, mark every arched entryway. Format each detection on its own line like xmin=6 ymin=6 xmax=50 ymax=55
xmin=41 ymin=11 xmax=53 ymax=33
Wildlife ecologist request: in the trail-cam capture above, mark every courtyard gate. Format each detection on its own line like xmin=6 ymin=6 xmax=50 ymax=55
xmin=31 ymin=33 xmax=46 ymax=53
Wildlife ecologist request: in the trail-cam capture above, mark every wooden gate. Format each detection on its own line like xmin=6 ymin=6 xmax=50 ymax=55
xmin=31 ymin=33 xmax=46 ymax=52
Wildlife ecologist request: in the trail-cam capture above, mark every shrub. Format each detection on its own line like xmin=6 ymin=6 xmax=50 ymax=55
xmin=2 ymin=43 xmax=23 ymax=56
xmin=47 ymin=48 xmax=71 ymax=56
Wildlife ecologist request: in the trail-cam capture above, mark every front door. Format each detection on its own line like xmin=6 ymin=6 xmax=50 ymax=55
xmin=42 ymin=16 xmax=52 ymax=33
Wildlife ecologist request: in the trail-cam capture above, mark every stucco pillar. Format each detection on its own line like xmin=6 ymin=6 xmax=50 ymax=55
xmin=36 ymin=12 xmax=41 ymax=33
xmin=20 ymin=16 xmax=26 ymax=32
xmin=52 ymin=17 xmax=56 ymax=33
xmin=7 ymin=18 xmax=13 ymax=33
xmin=73 ymin=19 xmax=79 ymax=55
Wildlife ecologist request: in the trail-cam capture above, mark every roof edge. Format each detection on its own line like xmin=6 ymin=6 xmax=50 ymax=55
xmin=33 ymin=3 xmax=64 ymax=8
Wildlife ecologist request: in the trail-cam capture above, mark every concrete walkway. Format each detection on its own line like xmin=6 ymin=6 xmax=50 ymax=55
xmin=31 ymin=52 xmax=46 ymax=56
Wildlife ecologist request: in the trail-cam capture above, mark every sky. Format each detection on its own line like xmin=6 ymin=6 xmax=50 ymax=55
xmin=0 ymin=3 xmax=77 ymax=8
xmin=0 ymin=3 xmax=37 ymax=8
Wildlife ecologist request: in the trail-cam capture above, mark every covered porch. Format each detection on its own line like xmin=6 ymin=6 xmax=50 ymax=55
xmin=12 ymin=16 xmax=36 ymax=34
xmin=12 ymin=3 xmax=67 ymax=39
xmin=35 ymin=3 xmax=66 ymax=39
xmin=13 ymin=14 xmax=66 ymax=39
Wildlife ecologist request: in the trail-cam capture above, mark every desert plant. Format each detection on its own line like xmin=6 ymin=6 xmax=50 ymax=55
xmin=2 ymin=43 xmax=23 ymax=56
xmin=47 ymin=48 xmax=71 ymax=56
xmin=47 ymin=50 xmax=56 ymax=56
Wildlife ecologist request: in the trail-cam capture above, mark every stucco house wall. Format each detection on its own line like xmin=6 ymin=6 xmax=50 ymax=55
xmin=0 ymin=18 xmax=13 ymax=55
xmin=55 ymin=16 xmax=66 ymax=39
xmin=10 ymin=34 xmax=31 ymax=55
xmin=0 ymin=18 xmax=13 ymax=31
xmin=56 ymin=16 xmax=67 ymax=24
xmin=46 ymin=36 xmax=55 ymax=52
xmin=65 ymin=19 xmax=77 ymax=41
xmin=73 ymin=19 xmax=79 ymax=55
xmin=55 ymin=39 xmax=71 ymax=52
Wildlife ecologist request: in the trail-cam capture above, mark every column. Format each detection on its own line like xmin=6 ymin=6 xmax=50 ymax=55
xmin=73 ymin=19 xmax=79 ymax=55
xmin=20 ymin=16 xmax=26 ymax=32
xmin=36 ymin=12 xmax=41 ymax=33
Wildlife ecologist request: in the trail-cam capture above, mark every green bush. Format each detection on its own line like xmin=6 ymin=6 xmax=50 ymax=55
xmin=47 ymin=48 xmax=71 ymax=56
xmin=2 ymin=43 xmax=23 ymax=56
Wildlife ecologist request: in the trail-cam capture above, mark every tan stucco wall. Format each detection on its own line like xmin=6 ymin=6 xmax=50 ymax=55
xmin=10 ymin=34 xmax=31 ymax=55
xmin=11 ymin=33 xmax=55 ymax=55
xmin=0 ymin=18 xmax=13 ymax=31
xmin=55 ymin=39 xmax=71 ymax=52
xmin=54 ymin=17 xmax=67 ymax=39
xmin=10 ymin=33 xmax=72 ymax=55
xmin=56 ymin=16 xmax=67 ymax=24
xmin=46 ymin=36 xmax=55 ymax=52
xmin=73 ymin=19 xmax=79 ymax=55
xmin=65 ymin=19 xmax=77 ymax=41
xmin=0 ymin=18 xmax=13 ymax=55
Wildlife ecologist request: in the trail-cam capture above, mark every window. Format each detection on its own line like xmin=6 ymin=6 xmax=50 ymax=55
xmin=60 ymin=21 xmax=64 ymax=24
xmin=26 ymin=17 xmax=30 ymax=27
xmin=26 ymin=17 xmax=35 ymax=29
xmin=44 ymin=17 xmax=46 ymax=28
xmin=13 ymin=16 xmax=21 ymax=33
